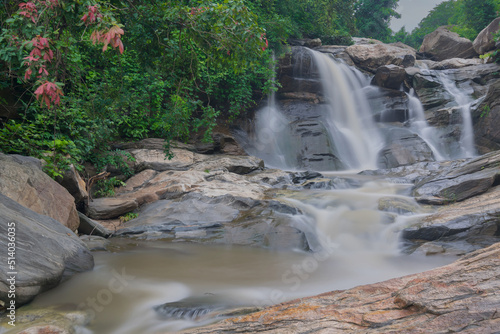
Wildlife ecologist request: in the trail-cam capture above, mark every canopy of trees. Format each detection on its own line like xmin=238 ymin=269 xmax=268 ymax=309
xmin=0 ymin=0 xmax=367 ymax=176
xmin=0 ymin=0 xmax=498 ymax=177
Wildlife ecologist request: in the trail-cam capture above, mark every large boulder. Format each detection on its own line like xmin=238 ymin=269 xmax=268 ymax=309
xmin=473 ymin=80 xmax=500 ymax=153
xmin=0 ymin=193 xmax=93 ymax=305
xmin=371 ymin=64 xmax=406 ymax=90
xmin=412 ymin=150 xmax=500 ymax=205
xmin=183 ymin=242 xmax=500 ymax=334
xmin=473 ymin=17 xmax=500 ymax=55
xmin=345 ymin=43 xmax=416 ymax=73
xmin=124 ymin=146 xmax=264 ymax=175
xmin=0 ymin=153 xmax=80 ymax=231
xmin=87 ymin=159 xmax=268 ymax=220
xmin=419 ymin=26 xmax=478 ymax=61
xmin=377 ymin=129 xmax=435 ymax=169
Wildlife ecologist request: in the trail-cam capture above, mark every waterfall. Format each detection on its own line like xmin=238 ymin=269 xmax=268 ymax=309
xmin=309 ymin=50 xmax=384 ymax=170
xmin=436 ymin=72 xmax=477 ymax=158
xmin=238 ymin=55 xmax=298 ymax=169
xmin=245 ymin=50 xmax=384 ymax=171
xmin=415 ymin=63 xmax=477 ymax=159
xmin=406 ymin=89 xmax=446 ymax=160
xmin=252 ymin=94 xmax=297 ymax=169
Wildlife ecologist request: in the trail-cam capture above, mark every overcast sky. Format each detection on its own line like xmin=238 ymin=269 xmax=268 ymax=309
xmin=390 ymin=0 xmax=445 ymax=32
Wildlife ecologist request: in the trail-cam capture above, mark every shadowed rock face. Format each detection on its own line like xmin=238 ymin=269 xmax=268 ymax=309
xmin=371 ymin=64 xmax=406 ymax=90
xmin=0 ymin=194 xmax=94 ymax=305
xmin=473 ymin=80 xmax=500 ymax=154
xmin=183 ymin=242 xmax=500 ymax=334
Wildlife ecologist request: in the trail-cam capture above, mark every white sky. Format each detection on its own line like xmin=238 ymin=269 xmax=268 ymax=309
xmin=390 ymin=0 xmax=445 ymax=32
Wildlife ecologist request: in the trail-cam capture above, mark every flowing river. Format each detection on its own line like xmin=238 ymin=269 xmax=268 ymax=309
xmin=28 ymin=175 xmax=454 ymax=334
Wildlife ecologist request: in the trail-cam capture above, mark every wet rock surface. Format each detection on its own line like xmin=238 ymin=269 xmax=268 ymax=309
xmin=473 ymin=80 xmax=500 ymax=153
xmin=403 ymin=184 xmax=500 ymax=253
xmin=154 ymin=296 xmax=261 ymax=323
xmin=183 ymin=242 xmax=500 ymax=334
xmin=377 ymin=129 xmax=435 ymax=169
xmin=412 ymin=150 xmax=500 ymax=204
xmin=114 ymin=193 xmax=314 ymax=251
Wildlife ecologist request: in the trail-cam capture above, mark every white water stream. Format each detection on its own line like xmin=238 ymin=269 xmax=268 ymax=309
xmin=436 ymin=72 xmax=477 ymax=158
xmin=406 ymin=89 xmax=446 ymax=160
xmin=310 ymin=50 xmax=384 ymax=170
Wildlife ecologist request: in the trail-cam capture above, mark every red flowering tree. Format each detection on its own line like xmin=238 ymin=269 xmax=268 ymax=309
xmin=1 ymin=0 xmax=125 ymax=108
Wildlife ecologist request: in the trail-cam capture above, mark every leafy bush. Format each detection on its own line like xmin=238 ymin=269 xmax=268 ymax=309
xmin=93 ymin=176 xmax=126 ymax=198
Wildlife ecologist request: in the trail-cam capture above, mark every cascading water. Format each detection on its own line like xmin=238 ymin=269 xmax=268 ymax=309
xmin=309 ymin=50 xmax=384 ymax=170
xmin=414 ymin=64 xmax=478 ymax=159
xmin=250 ymin=87 xmax=297 ymax=169
xmin=236 ymin=56 xmax=297 ymax=169
xmin=246 ymin=49 xmax=384 ymax=171
xmin=406 ymin=89 xmax=446 ymax=160
xmin=436 ymin=72 xmax=477 ymax=158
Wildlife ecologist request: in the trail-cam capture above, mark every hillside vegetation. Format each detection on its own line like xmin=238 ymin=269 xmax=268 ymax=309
xmin=0 ymin=0 xmax=498 ymax=178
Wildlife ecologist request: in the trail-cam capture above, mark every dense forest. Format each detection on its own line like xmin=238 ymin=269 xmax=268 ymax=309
xmin=0 ymin=0 xmax=498 ymax=179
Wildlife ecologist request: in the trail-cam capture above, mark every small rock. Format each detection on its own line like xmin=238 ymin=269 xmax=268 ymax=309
xmin=80 ymin=235 xmax=110 ymax=251
xmin=371 ymin=64 xmax=406 ymax=90
xmin=78 ymin=212 xmax=112 ymax=237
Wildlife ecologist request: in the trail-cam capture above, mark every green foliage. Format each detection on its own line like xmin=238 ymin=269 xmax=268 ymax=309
xmin=247 ymin=0 xmax=356 ymax=48
xmin=88 ymin=150 xmax=136 ymax=178
xmin=355 ymin=0 xmax=400 ymax=42
xmin=0 ymin=0 xmax=359 ymax=181
xmin=461 ymin=0 xmax=497 ymax=33
xmin=0 ymin=0 xmax=278 ymax=177
xmin=119 ymin=212 xmax=139 ymax=223
xmin=399 ymin=0 xmax=457 ymax=47
xmin=0 ymin=105 xmax=83 ymax=179
xmin=480 ymin=104 xmax=491 ymax=118
xmin=94 ymin=176 xmax=126 ymax=198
